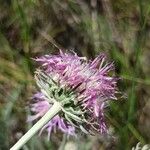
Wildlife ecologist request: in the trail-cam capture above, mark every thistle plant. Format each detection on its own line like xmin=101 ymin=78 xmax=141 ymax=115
xmin=10 ymin=50 xmax=118 ymax=150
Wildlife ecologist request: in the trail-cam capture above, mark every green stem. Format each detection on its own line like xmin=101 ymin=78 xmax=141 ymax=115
xmin=10 ymin=102 xmax=62 ymax=150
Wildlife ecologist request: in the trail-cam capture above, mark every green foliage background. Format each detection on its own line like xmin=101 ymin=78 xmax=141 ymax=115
xmin=0 ymin=0 xmax=150 ymax=149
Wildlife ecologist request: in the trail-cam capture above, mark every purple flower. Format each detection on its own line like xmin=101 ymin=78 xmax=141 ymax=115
xmin=29 ymin=50 xmax=118 ymax=137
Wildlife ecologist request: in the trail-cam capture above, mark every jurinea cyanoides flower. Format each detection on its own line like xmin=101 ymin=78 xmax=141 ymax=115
xmin=29 ymin=50 xmax=118 ymax=138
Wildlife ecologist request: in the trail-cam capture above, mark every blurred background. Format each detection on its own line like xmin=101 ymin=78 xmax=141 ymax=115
xmin=0 ymin=0 xmax=150 ymax=150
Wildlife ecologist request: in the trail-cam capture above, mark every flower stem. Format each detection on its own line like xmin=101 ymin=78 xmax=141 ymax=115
xmin=10 ymin=102 xmax=62 ymax=150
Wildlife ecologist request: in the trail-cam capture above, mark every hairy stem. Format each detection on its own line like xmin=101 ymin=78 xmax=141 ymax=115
xmin=10 ymin=102 xmax=62 ymax=150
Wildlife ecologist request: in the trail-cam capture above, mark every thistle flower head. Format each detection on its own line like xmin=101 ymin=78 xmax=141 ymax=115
xmin=29 ymin=50 xmax=118 ymax=138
